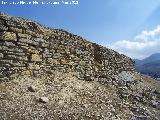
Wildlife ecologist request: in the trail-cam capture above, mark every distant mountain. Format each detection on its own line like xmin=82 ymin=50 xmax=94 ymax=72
xmin=134 ymin=53 xmax=160 ymax=79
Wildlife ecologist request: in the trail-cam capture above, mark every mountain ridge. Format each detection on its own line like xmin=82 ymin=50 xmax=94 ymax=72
xmin=134 ymin=53 xmax=160 ymax=79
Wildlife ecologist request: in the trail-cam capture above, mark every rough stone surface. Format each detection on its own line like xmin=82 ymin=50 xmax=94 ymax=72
xmin=0 ymin=32 xmax=17 ymax=41
xmin=28 ymin=85 xmax=37 ymax=92
xmin=0 ymin=53 xmax=3 ymax=58
xmin=0 ymin=12 xmax=160 ymax=120
xmin=151 ymin=100 xmax=160 ymax=109
xmin=0 ymin=12 xmax=135 ymax=81
xmin=39 ymin=97 xmax=49 ymax=103
xmin=31 ymin=54 xmax=42 ymax=62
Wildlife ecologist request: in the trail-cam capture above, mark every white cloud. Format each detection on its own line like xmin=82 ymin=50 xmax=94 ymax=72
xmin=108 ymin=25 xmax=160 ymax=59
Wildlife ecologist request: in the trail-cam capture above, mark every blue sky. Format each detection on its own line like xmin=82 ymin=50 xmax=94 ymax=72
xmin=1 ymin=0 xmax=160 ymax=59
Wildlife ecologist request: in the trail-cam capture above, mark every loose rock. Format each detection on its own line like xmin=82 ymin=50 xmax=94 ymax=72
xmin=39 ymin=97 xmax=49 ymax=103
xmin=28 ymin=85 xmax=36 ymax=92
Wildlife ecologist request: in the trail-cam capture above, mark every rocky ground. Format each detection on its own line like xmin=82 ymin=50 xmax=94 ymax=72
xmin=0 ymin=12 xmax=160 ymax=120
xmin=0 ymin=71 xmax=160 ymax=120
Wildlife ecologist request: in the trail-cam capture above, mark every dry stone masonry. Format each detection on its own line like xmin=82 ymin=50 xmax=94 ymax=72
xmin=0 ymin=12 xmax=160 ymax=120
xmin=0 ymin=12 xmax=135 ymax=81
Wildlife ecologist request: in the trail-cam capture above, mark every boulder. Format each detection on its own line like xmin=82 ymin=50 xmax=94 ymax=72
xmin=28 ymin=85 xmax=37 ymax=92
xmin=39 ymin=97 xmax=49 ymax=103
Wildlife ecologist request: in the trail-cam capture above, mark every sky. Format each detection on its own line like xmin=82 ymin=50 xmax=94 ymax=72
xmin=0 ymin=0 xmax=160 ymax=59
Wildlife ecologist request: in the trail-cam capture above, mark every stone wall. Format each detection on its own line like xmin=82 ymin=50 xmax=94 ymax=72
xmin=0 ymin=12 xmax=135 ymax=81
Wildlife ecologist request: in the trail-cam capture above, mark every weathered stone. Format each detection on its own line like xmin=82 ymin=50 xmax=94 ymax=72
xmin=6 ymin=20 xmax=17 ymax=27
xmin=6 ymin=17 xmax=27 ymax=29
xmin=46 ymin=58 xmax=54 ymax=64
xmin=5 ymin=55 xmax=28 ymax=61
xmin=8 ymin=47 xmax=24 ymax=53
xmin=19 ymin=38 xmax=39 ymax=46
xmin=5 ymin=52 xmax=26 ymax=56
xmin=29 ymin=49 xmax=40 ymax=54
xmin=28 ymin=85 xmax=36 ymax=92
xmin=18 ymin=33 xmax=31 ymax=39
xmin=16 ymin=42 xmax=29 ymax=47
xmin=0 ymin=19 xmax=8 ymax=31
xmin=39 ymin=97 xmax=49 ymax=103
xmin=134 ymin=94 xmax=144 ymax=102
xmin=60 ymin=59 xmax=69 ymax=64
xmin=47 ymin=58 xmax=60 ymax=65
xmin=28 ymin=63 xmax=40 ymax=70
xmin=34 ymin=38 xmax=45 ymax=42
xmin=12 ymin=62 xmax=26 ymax=67
xmin=20 ymin=70 xmax=31 ymax=76
xmin=31 ymin=54 xmax=42 ymax=62
xmin=131 ymin=115 xmax=147 ymax=120
xmin=151 ymin=100 xmax=160 ymax=109
xmin=0 ymin=60 xmax=13 ymax=65
xmin=0 ymin=32 xmax=17 ymax=41
xmin=0 ymin=25 xmax=8 ymax=31
xmin=4 ymin=41 xmax=16 ymax=47
xmin=9 ymin=27 xmax=23 ymax=33
xmin=0 ymin=19 xmax=5 ymax=24
xmin=0 ymin=53 xmax=3 ymax=58
xmin=25 ymin=30 xmax=40 ymax=37
xmin=40 ymin=42 xmax=49 ymax=48
xmin=154 ymin=90 xmax=160 ymax=94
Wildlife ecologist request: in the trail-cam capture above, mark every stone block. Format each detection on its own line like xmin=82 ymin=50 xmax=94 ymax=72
xmin=18 ymin=33 xmax=31 ymax=39
xmin=0 ymin=60 xmax=13 ymax=65
xmin=40 ymin=42 xmax=49 ymax=48
xmin=0 ymin=20 xmax=8 ymax=31
xmin=5 ymin=54 xmax=28 ymax=61
xmin=8 ymin=47 xmax=24 ymax=53
xmin=60 ymin=59 xmax=69 ymax=64
xmin=6 ymin=20 xmax=17 ymax=27
xmin=28 ymin=49 xmax=39 ymax=54
xmin=31 ymin=54 xmax=42 ymax=62
xmin=25 ymin=30 xmax=40 ymax=37
xmin=0 ymin=25 xmax=8 ymax=31
xmin=39 ymin=97 xmax=49 ymax=103
xmin=19 ymin=38 xmax=39 ymax=46
xmin=3 ymin=41 xmax=16 ymax=47
xmin=9 ymin=27 xmax=23 ymax=33
xmin=12 ymin=62 xmax=26 ymax=67
xmin=0 ymin=53 xmax=3 ymax=58
xmin=46 ymin=58 xmax=60 ymax=64
xmin=28 ymin=85 xmax=37 ymax=92
xmin=0 ymin=32 xmax=17 ymax=41
xmin=28 ymin=63 xmax=40 ymax=70
xmin=5 ymin=52 xmax=26 ymax=56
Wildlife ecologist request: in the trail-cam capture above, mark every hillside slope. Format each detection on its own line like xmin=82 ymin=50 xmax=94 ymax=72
xmin=0 ymin=12 xmax=160 ymax=120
